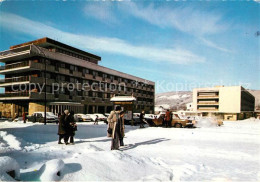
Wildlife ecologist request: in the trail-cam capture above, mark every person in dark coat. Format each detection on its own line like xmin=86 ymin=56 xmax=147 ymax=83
xmin=64 ymin=111 xmax=77 ymax=145
xmin=139 ymin=110 xmax=145 ymax=128
xmin=118 ymin=111 xmax=125 ymax=147
xmin=58 ymin=111 xmax=66 ymax=144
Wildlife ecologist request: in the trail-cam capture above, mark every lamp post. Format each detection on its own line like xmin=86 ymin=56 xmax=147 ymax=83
xmin=32 ymin=44 xmax=47 ymax=125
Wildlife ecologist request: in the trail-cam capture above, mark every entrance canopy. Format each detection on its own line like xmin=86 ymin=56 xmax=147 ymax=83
xmin=110 ymin=96 xmax=136 ymax=102
xmin=49 ymin=102 xmax=83 ymax=106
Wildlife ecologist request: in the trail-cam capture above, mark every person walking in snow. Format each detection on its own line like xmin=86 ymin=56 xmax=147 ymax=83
xmin=107 ymin=106 xmax=122 ymax=150
xmin=58 ymin=111 xmax=66 ymax=144
xmin=94 ymin=115 xmax=99 ymax=125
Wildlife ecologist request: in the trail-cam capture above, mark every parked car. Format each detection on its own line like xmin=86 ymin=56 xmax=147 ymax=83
xmin=46 ymin=112 xmax=59 ymax=123
xmin=104 ymin=113 xmax=110 ymax=118
xmin=93 ymin=113 xmax=107 ymax=123
xmin=0 ymin=117 xmax=9 ymax=122
xmin=75 ymin=114 xmax=92 ymax=122
xmin=86 ymin=114 xmax=97 ymax=122
xmin=147 ymin=113 xmax=194 ymax=128
xmin=144 ymin=114 xmax=155 ymax=120
xmin=93 ymin=113 xmax=107 ymax=121
xmin=27 ymin=112 xmax=57 ymax=123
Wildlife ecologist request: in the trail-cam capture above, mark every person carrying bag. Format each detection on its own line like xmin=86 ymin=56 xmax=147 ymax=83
xmin=107 ymin=106 xmax=122 ymax=150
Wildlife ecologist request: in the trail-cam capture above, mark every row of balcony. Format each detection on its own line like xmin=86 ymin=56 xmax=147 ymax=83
xmin=0 ymin=76 xmax=55 ymax=86
xmin=0 ymin=76 xmax=154 ymax=98
xmin=0 ymin=61 xmax=154 ymax=91
xmin=0 ymin=91 xmax=154 ymax=105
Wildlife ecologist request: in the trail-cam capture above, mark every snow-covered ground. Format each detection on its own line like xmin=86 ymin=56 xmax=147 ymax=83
xmin=0 ymin=119 xmax=260 ymax=181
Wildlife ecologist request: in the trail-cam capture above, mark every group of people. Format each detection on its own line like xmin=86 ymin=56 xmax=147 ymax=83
xmin=58 ymin=110 xmax=77 ymax=145
xmin=57 ymin=106 xmax=146 ymax=149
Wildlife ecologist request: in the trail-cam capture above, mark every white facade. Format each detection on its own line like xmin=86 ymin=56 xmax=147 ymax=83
xmin=186 ymin=102 xmax=193 ymax=111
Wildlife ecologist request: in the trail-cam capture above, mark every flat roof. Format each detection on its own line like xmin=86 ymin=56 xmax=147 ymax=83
xmin=10 ymin=37 xmax=101 ymax=61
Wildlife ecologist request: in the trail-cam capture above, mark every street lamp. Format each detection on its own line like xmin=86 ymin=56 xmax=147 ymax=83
xmin=32 ymin=44 xmax=47 ymax=125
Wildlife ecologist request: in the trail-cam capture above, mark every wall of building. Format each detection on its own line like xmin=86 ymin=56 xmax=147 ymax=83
xmin=29 ymin=102 xmax=49 ymax=116
xmin=218 ymin=86 xmax=241 ymax=113
xmin=0 ymin=103 xmax=14 ymax=118
xmin=241 ymin=88 xmax=255 ymax=111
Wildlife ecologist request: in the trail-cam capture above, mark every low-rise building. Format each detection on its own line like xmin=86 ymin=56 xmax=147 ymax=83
xmin=193 ymin=86 xmax=255 ymax=120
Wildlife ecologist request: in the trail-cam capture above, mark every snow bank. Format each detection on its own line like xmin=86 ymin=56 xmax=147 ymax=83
xmin=39 ymin=159 xmax=65 ymax=181
xmin=195 ymin=117 xmax=218 ymax=128
xmin=169 ymin=95 xmax=180 ymax=99
xmin=0 ymin=131 xmax=21 ymax=150
xmin=0 ymin=156 xmax=20 ymax=181
xmin=181 ymin=94 xmax=190 ymax=98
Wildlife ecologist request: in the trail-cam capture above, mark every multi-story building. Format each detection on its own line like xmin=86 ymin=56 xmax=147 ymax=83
xmin=193 ymin=86 xmax=255 ymax=120
xmin=0 ymin=37 xmax=155 ymax=118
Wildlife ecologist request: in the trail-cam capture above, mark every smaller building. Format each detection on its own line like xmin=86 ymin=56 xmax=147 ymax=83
xmin=186 ymin=102 xmax=193 ymax=111
xmin=193 ymin=86 xmax=255 ymax=120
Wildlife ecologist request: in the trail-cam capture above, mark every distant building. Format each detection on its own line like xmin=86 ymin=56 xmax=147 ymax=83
xmin=0 ymin=37 xmax=155 ymax=118
xmin=186 ymin=102 xmax=193 ymax=111
xmin=193 ymin=86 xmax=255 ymax=120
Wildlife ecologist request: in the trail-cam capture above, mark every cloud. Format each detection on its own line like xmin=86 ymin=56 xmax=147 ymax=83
xmin=199 ymin=37 xmax=233 ymax=53
xmin=118 ymin=2 xmax=232 ymax=52
xmin=0 ymin=12 xmax=205 ymax=65
xmin=120 ymin=2 xmax=228 ymax=36
xmin=125 ymin=65 xmax=198 ymax=82
xmin=84 ymin=2 xmax=232 ymax=53
xmin=84 ymin=2 xmax=118 ymax=24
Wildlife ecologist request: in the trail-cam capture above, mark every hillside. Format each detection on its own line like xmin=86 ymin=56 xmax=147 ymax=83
xmin=155 ymin=91 xmax=192 ymax=110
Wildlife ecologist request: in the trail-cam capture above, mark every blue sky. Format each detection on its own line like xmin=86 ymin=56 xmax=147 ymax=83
xmin=0 ymin=1 xmax=259 ymax=93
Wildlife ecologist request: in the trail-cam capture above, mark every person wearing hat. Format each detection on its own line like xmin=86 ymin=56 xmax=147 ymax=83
xmin=107 ymin=106 xmax=122 ymax=150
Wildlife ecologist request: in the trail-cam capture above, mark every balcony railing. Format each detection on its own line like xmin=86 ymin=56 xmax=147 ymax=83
xmin=0 ymin=45 xmax=31 ymax=59
xmin=0 ymin=76 xmax=30 ymax=84
xmin=0 ymin=65 xmax=5 ymax=70
xmin=0 ymin=91 xmax=29 ymax=97
xmin=197 ymin=102 xmax=219 ymax=105
xmin=3 ymin=61 xmax=30 ymax=70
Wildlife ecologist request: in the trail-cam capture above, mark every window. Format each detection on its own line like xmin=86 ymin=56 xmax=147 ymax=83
xmin=110 ymin=75 xmax=114 ymax=82
xmin=60 ymin=63 xmax=65 ymax=68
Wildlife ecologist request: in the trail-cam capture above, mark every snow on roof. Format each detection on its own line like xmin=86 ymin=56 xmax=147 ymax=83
xmin=110 ymin=96 xmax=137 ymax=102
